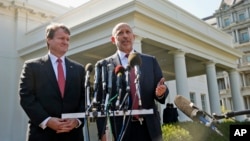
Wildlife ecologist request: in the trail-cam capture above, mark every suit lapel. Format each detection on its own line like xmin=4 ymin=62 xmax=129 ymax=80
xmin=64 ymin=58 xmax=74 ymax=96
xmin=107 ymin=52 xmax=121 ymax=66
xmin=42 ymin=55 xmax=61 ymax=96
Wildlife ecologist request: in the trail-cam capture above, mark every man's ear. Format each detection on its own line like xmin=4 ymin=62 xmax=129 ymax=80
xmin=111 ymin=36 xmax=115 ymax=44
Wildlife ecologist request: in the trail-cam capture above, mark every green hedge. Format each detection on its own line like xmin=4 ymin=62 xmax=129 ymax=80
xmin=162 ymin=120 xmax=250 ymax=141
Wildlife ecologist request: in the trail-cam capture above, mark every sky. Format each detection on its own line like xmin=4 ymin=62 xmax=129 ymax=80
xmin=168 ymin=0 xmax=222 ymax=18
xmin=48 ymin=0 xmax=222 ymax=19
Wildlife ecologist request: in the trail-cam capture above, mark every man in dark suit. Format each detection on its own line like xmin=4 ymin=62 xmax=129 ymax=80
xmin=96 ymin=22 xmax=168 ymax=141
xmin=19 ymin=23 xmax=85 ymax=141
xmin=163 ymin=103 xmax=178 ymax=124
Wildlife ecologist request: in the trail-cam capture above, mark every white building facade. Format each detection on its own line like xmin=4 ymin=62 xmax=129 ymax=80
xmin=0 ymin=0 xmax=245 ymax=140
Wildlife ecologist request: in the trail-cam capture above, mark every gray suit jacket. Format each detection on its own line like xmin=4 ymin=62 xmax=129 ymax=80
xmin=97 ymin=52 xmax=168 ymax=141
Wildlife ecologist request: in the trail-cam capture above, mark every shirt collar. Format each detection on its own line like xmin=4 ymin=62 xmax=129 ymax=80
xmin=117 ymin=50 xmax=134 ymax=59
xmin=48 ymin=52 xmax=65 ymax=64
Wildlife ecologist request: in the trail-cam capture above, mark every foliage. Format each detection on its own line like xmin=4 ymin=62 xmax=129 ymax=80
xmin=162 ymin=124 xmax=192 ymax=141
xmin=162 ymin=120 xmax=250 ymax=141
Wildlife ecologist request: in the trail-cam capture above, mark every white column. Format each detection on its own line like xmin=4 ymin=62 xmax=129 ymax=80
xmin=230 ymin=12 xmax=234 ymax=23
xmin=171 ymin=50 xmax=189 ymax=121
xmin=133 ymin=35 xmax=142 ymax=53
xmin=229 ymin=69 xmax=246 ymax=121
xmin=235 ymin=29 xmax=239 ymax=43
xmin=242 ymin=73 xmax=246 ymax=87
xmin=205 ymin=61 xmax=221 ymax=115
xmin=246 ymin=8 xmax=249 ymax=19
xmin=247 ymin=97 xmax=250 ymax=109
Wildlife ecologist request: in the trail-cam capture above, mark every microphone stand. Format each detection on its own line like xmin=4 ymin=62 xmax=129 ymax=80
xmin=196 ymin=111 xmax=223 ymax=136
xmin=122 ymin=66 xmax=131 ymax=111
xmin=84 ymin=74 xmax=91 ymax=141
xmin=213 ymin=109 xmax=250 ymax=120
xmin=134 ymin=70 xmax=142 ymax=109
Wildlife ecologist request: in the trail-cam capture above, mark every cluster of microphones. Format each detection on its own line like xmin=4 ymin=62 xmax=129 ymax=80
xmin=83 ymin=52 xmax=237 ymax=138
xmin=84 ymin=52 xmax=142 ymax=118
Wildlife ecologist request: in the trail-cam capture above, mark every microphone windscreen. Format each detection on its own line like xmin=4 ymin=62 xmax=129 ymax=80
xmin=101 ymin=59 xmax=107 ymax=66
xmin=85 ymin=63 xmax=93 ymax=72
xmin=115 ymin=65 xmax=125 ymax=75
xmin=128 ymin=52 xmax=142 ymax=67
xmin=174 ymin=95 xmax=199 ymax=119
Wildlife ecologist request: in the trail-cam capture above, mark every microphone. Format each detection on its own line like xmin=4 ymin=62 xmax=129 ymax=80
xmin=114 ymin=65 xmax=125 ymax=109
xmin=128 ymin=52 xmax=142 ymax=80
xmin=104 ymin=63 xmax=114 ymax=111
xmin=101 ymin=60 xmax=108 ymax=91
xmin=100 ymin=60 xmax=108 ymax=113
xmin=213 ymin=109 xmax=250 ymax=120
xmin=119 ymin=65 xmax=131 ymax=110
xmin=174 ymin=95 xmax=223 ymax=136
xmin=92 ymin=61 xmax=101 ymax=112
xmin=124 ymin=65 xmax=131 ymax=92
xmin=84 ymin=63 xmax=93 ymax=107
xmin=128 ymin=52 xmax=142 ymax=108
xmin=107 ymin=63 xmax=114 ymax=92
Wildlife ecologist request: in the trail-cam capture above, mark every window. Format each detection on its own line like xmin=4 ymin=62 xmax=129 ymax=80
xmin=239 ymin=30 xmax=249 ymax=43
xmin=190 ymin=92 xmax=196 ymax=104
xmin=246 ymin=74 xmax=250 ymax=86
xmin=238 ymin=13 xmax=245 ymax=21
xmin=217 ymin=78 xmax=226 ymax=90
xmin=247 ymin=56 xmax=250 ymax=62
xmin=201 ymin=95 xmax=207 ymax=111
xmin=224 ymin=18 xmax=230 ymax=27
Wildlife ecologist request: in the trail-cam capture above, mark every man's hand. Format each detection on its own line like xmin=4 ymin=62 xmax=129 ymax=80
xmin=46 ymin=117 xmax=79 ymax=133
xmin=155 ymin=77 xmax=167 ymax=97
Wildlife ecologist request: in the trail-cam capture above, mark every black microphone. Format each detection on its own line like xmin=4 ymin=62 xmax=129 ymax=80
xmin=101 ymin=60 xmax=108 ymax=91
xmin=100 ymin=60 xmax=108 ymax=113
xmin=213 ymin=109 xmax=250 ymax=120
xmin=105 ymin=63 xmax=114 ymax=111
xmin=107 ymin=63 xmax=114 ymax=91
xmin=84 ymin=63 xmax=93 ymax=107
xmin=114 ymin=65 xmax=125 ymax=109
xmin=128 ymin=52 xmax=142 ymax=108
xmin=92 ymin=61 xmax=101 ymax=105
xmin=119 ymin=65 xmax=131 ymax=110
xmin=174 ymin=95 xmax=223 ymax=136
xmin=124 ymin=65 xmax=131 ymax=93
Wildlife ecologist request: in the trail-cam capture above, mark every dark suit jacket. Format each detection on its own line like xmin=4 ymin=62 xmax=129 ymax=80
xmin=19 ymin=55 xmax=85 ymax=141
xmin=96 ymin=52 xmax=168 ymax=141
xmin=163 ymin=107 xmax=178 ymax=124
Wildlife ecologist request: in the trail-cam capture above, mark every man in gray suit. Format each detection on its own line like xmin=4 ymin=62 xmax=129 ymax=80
xmin=19 ymin=23 xmax=85 ymax=141
xmin=96 ymin=22 xmax=168 ymax=141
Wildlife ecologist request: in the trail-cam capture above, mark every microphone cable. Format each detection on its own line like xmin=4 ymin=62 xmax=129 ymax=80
xmin=105 ymin=92 xmax=118 ymax=140
xmin=118 ymin=91 xmax=139 ymax=141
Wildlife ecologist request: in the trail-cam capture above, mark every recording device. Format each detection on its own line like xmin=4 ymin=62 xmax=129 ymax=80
xmin=174 ymin=95 xmax=223 ymax=136
xmin=119 ymin=65 xmax=131 ymax=110
xmin=213 ymin=109 xmax=250 ymax=120
xmin=107 ymin=63 xmax=114 ymax=92
xmin=115 ymin=65 xmax=125 ymax=109
xmin=92 ymin=61 xmax=101 ymax=103
xmin=105 ymin=63 xmax=114 ymax=111
xmin=128 ymin=52 xmax=142 ymax=81
xmin=91 ymin=61 xmax=101 ymax=117
xmin=100 ymin=60 xmax=108 ymax=113
xmin=128 ymin=52 xmax=142 ymax=108
xmin=84 ymin=63 xmax=93 ymax=107
xmin=83 ymin=63 xmax=93 ymax=141
xmin=124 ymin=65 xmax=131 ymax=92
